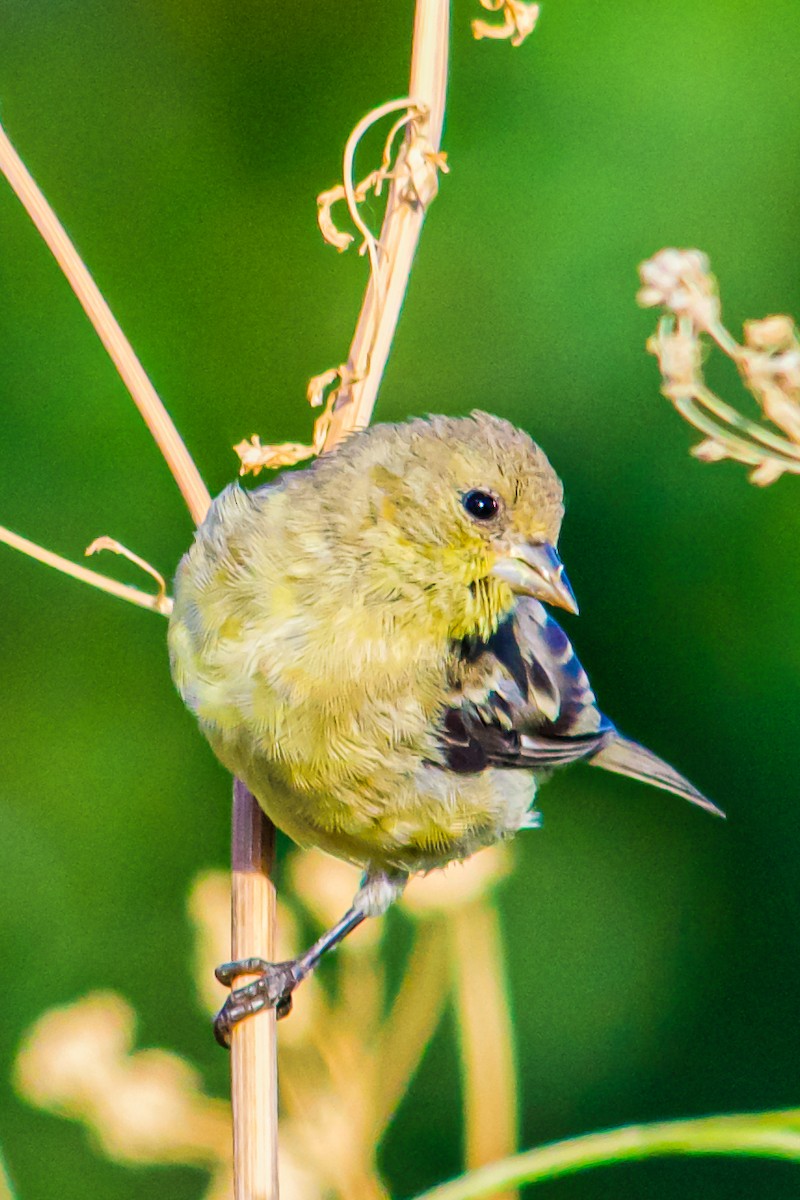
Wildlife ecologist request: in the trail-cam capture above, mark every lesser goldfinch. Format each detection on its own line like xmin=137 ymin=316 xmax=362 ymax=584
xmin=169 ymin=412 xmax=721 ymax=1042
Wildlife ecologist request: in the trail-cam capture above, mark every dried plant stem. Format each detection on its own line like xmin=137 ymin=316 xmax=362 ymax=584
xmin=2 ymin=3 xmax=449 ymax=1193
xmin=0 ymin=119 xmax=277 ymax=1197
xmin=0 ymin=524 xmax=171 ymax=615
xmin=0 ymin=120 xmax=210 ymax=526
xmin=411 ymin=1110 xmax=800 ymax=1200
xmin=323 ymin=0 xmax=450 ymax=450
xmin=371 ymin=921 xmax=450 ymax=1135
xmin=231 ymin=780 xmax=279 ymax=1200
xmin=450 ymin=905 xmax=517 ymax=1200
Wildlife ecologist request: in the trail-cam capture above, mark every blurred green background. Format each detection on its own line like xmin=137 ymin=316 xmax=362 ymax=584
xmin=2 ymin=0 xmax=800 ymax=1196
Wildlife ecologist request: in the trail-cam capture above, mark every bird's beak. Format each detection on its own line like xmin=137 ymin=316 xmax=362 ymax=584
xmin=490 ymin=542 xmax=579 ymax=614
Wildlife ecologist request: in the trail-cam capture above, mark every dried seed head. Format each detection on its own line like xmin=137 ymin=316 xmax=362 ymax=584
xmin=14 ymin=992 xmax=230 ymax=1165
xmin=743 ymin=314 xmax=796 ymax=352
xmin=638 ymin=248 xmax=720 ymax=330
xmin=640 ymin=248 xmax=800 ymax=486
xmin=646 ymin=319 xmax=703 ymax=401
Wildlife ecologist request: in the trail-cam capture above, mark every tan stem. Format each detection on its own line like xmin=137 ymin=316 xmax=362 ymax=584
xmin=0 ymin=120 xmax=210 ymax=527
xmin=450 ymin=905 xmax=518 ymax=1200
xmin=0 ymin=524 xmax=172 ymax=615
xmin=1 ymin=5 xmax=450 ymax=1198
xmin=370 ymin=921 xmax=450 ymax=1138
xmin=230 ymin=780 xmax=279 ymax=1200
xmin=323 ymin=0 xmax=450 ymax=450
xmin=0 ymin=118 xmax=277 ymax=1198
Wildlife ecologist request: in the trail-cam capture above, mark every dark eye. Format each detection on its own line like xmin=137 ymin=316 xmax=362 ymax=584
xmin=462 ymin=489 xmax=499 ymax=521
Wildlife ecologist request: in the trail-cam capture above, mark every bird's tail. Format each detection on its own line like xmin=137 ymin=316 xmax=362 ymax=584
xmin=589 ymin=733 xmax=725 ymax=819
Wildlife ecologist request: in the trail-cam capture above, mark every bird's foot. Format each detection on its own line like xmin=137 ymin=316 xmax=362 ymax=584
xmin=213 ymin=957 xmax=300 ymax=1048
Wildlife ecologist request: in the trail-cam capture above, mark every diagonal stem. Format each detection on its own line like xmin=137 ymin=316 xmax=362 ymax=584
xmin=0 ymin=523 xmax=172 ymax=615
xmin=0 ymin=120 xmax=210 ymax=526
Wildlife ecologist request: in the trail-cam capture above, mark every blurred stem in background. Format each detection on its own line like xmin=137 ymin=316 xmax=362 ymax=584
xmin=0 ymin=1151 xmax=16 ymax=1200
xmin=14 ymin=848 xmax=518 ymax=1200
xmin=412 ymin=1109 xmax=800 ymax=1200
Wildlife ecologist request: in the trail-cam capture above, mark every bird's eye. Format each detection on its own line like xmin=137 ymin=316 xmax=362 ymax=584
xmin=462 ymin=489 xmax=499 ymax=521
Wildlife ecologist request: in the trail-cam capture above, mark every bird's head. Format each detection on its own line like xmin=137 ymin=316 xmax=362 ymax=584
xmin=311 ymin=411 xmax=576 ymax=641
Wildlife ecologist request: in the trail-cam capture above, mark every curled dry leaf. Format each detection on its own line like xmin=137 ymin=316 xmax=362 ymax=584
xmin=400 ymin=137 xmax=449 ymax=208
xmin=317 ymin=186 xmax=356 ymax=253
xmin=233 ymin=435 xmax=317 ymax=477
xmin=318 ymin=96 xmax=445 ymax=262
xmin=307 ymin=366 xmax=346 ymax=409
xmin=234 ymin=367 xmax=357 ymax=479
xmin=85 ymin=536 xmax=171 ymax=613
xmin=317 ymin=171 xmax=386 ymax=254
xmin=472 ymin=0 xmax=540 ymax=47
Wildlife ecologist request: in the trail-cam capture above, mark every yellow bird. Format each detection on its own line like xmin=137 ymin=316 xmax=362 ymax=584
xmin=169 ymin=411 xmax=721 ymax=1042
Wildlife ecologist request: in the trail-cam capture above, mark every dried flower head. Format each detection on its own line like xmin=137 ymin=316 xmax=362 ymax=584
xmin=14 ymin=992 xmax=230 ymax=1168
xmin=16 ymin=849 xmax=516 ymax=1200
xmin=637 ymin=248 xmax=720 ymax=330
xmin=639 ymin=248 xmax=800 ymax=486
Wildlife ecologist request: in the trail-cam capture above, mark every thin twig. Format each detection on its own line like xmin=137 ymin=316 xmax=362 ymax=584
xmin=0 ymin=524 xmax=172 ymax=615
xmin=342 ymin=96 xmax=418 ymax=278
xmin=0 ymin=119 xmax=210 ymax=526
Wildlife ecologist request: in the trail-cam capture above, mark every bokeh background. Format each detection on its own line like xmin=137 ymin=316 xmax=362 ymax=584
xmin=2 ymin=1 xmax=800 ymax=1197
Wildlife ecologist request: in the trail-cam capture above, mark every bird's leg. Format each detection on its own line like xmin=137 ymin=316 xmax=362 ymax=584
xmin=213 ymin=869 xmax=406 ymax=1047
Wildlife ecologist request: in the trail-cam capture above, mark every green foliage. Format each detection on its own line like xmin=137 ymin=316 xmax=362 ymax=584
xmin=414 ymin=1111 xmax=800 ymax=1200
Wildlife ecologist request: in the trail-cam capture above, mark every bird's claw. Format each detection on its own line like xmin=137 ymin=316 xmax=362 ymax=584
xmin=213 ymin=958 xmax=299 ymax=1048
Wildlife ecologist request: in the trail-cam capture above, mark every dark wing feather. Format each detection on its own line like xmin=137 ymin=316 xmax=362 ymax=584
xmin=439 ymin=598 xmax=722 ymax=817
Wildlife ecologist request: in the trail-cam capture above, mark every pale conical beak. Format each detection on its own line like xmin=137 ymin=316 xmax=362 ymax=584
xmin=490 ymin=542 xmax=579 ymax=614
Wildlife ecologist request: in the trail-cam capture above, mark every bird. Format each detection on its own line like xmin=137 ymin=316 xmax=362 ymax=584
xmin=168 ymin=411 xmax=722 ymax=1044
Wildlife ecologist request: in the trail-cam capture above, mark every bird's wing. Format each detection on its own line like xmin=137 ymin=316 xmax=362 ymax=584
xmin=439 ymin=598 xmax=723 ymax=817
xmin=440 ymin=598 xmax=611 ymax=771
